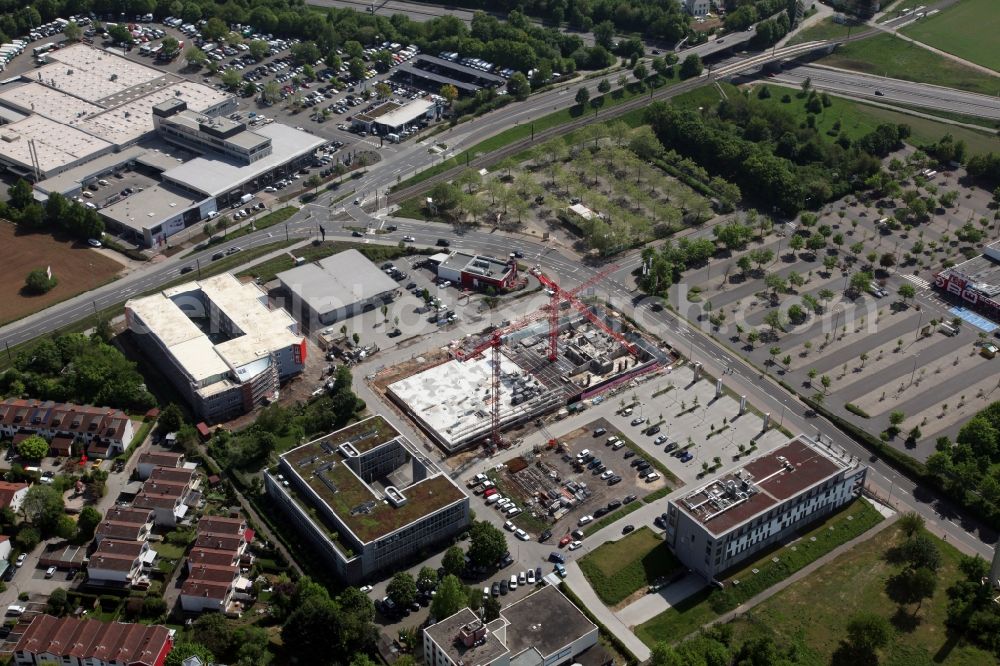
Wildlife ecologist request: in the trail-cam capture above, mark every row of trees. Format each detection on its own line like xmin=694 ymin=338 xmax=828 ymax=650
xmin=5 ymin=183 xmax=105 ymax=241
xmin=2 ymin=333 xmax=156 ymax=412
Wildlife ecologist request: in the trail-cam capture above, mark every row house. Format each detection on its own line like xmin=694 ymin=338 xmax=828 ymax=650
xmin=13 ymin=615 xmax=173 ymax=666
xmin=179 ymin=514 xmax=253 ymax=616
xmin=94 ymin=507 xmax=155 ymax=545
xmin=136 ymin=451 xmax=185 ymax=480
xmin=0 ymin=481 xmax=29 ymax=513
xmin=0 ymin=399 xmax=135 ymax=457
xmin=133 ymin=468 xmax=198 ymax=527
xmin=86 ymin=539 xmax=156 ymax=588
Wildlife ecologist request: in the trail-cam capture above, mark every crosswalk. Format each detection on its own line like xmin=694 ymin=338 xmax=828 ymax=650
xmin=901 ymin=274 xmax=931 ymax=290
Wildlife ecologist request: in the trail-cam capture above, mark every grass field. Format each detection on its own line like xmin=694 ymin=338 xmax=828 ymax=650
xmin=752 ymin=85 xmax=1000 ymax=156
xmin=578 ymin=527 xmax=682 ymax=605
xmin=0 ymin=222 xmax=125 ymax=326
xmin=788 ymin=17 xmax=857 ymax=45
xmin=820 ymin=33 xmax=1000 ymax=96
xmin=901 ymin=0 xmax=1000 ymax=72
xmin=634 ymin=499 xmax=883 ymax=646
xmin=724 ymin=525 xmax=995 ymax=666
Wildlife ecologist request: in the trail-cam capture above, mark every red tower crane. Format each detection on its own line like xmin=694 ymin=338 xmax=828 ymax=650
xmin=454 ymin=265 xmax=632 ymax=449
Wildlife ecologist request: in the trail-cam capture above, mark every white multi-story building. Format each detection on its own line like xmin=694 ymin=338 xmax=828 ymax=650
xmin=423 ymin=585 xmax=598 ymax=666
xmin=126 ymin=273 xmax=306 ymax=423
xmin=684 ymin=0 xmax=711 ymax=17
xmin=665 ymin=434 xmax=867 ymax=580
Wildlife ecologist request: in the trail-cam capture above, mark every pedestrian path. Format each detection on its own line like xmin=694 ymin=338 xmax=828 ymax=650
xmin=564 ymin=562 xmax=652 ymax=661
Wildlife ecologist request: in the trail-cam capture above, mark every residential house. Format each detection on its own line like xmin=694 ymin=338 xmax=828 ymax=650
xmin=86 ymin=539 xmax=156 ymax=587
xmin=0 ymin=399 xmax=135 ymax=457
xmin=0 ymin=481 xmax=29 ymax=513
xmin=94 ymin=507 xmax=155 ymax=545
xmin=12 ymin=615 xmax=173 ymax=666
xmin=136 ymin=452 xmax=185 ymax=480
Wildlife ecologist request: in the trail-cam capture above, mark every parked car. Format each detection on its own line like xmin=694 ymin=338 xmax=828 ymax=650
xmin=622 ymin=524 xmax=635 ymax=535
xmin=568 ymin=540 xmax=583 ymax=550
xmin=578 ymin=515 xmax=593 ymax=525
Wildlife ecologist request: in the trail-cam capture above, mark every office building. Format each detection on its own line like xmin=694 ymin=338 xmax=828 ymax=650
xmin=665 ymin=434 xmax=867 ymax=580
xmin=265 ymin=415 xmax=470 ymax=584
xmin=126 ymin=273 xmax=306 ymax=423
xmin=423 ymin=585 xmax=598 ymax=666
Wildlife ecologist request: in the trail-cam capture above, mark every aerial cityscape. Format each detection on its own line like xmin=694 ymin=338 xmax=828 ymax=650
xmin=0 ymin=0 xmax=998 ymax=664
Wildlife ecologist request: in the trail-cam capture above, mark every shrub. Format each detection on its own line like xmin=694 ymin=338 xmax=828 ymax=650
xmin=24 ymin=268 xmax=57 ymax=294
xmin=845 ymin=403 xmax=871 ymax=418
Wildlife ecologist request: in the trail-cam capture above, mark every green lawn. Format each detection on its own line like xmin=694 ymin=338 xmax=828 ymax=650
xmin=634 ymin=499 xmax=883 ymax=646
xmin=878 ymin=0 xmax=932 ymax=22
xmin=901 ymin=0 xmax=1000 ymax=72
xmin=724 ymin=525 xmax=995 ymax=666
xmin=753 ymin=86 xmax=1000 ymax=156
xmin=788 ymin=17 xmax=858 ymax=45
xmin=578 ymin=527 xmax=683 ymax=605
xmin=820 ymin=33 xmax=1000 ymax=96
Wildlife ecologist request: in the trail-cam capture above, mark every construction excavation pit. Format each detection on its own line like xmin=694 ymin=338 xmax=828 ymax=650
xmin=386 ymin=306 xmax=672 ymax=454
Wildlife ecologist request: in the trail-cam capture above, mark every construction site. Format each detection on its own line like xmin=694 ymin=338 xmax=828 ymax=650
xmin=386 ymin=291 xmax=672 ymax=453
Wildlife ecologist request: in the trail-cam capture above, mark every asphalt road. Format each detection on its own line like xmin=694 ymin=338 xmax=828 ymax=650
xmin=769 ymin=64 xmax=1000 ymax=119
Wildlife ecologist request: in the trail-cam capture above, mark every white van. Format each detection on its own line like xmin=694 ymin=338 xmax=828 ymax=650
xmin=6 ymin=605 xmax=26 ymax=616
xmin=939 ymin=323 xmax=958 ymax=336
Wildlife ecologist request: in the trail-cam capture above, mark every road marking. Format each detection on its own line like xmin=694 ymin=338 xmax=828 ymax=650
xmin=901 ymin=274 xmax=931 ymax=290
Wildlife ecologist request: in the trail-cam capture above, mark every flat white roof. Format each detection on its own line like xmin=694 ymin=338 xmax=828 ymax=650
xmin=77 ymin=81 xmax=230 ymax=147
xmin=276 ymin=249 xmax=399 ymax=316
xmin=99 ymin=183 xmax=207 ymax=232
xmin=376 ymin=99 xmax=434 ymax=129
xmin=388 ymin=355 xmax=545 ymax=448
xmin=127 ymin=273 xmax=302 ymax=384
xmin=0 ymin=82 xmax=103 ymax=124
xmin=161 ymin=123 xmax=324 ymax=197
xmin=37 ymin=43 xmax=163 ymax=104
xmin=0 ymin=115 xmax=112 ymax=173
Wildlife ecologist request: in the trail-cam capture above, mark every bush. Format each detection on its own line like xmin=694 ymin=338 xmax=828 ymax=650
xmin=845 ymin=403 xmax=871 ymax=418
xmin=24 ymin=268 xmax=57 ymax=294
xmin=16 ymin=435 xmax=49 ymax=460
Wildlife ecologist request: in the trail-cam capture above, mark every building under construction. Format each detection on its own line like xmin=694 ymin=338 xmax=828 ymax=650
xmin=386 ymin=305 xmax=671 ymax=453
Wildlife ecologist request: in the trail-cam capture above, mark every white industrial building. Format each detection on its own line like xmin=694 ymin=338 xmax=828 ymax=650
xmin=125 ymin=273 xmax=306 ymax=423
xmin=351 ymin=98 xmax=435 ymax=135
xmin=423 ymin=585 xmax=599 ymax=666
xmin=276 ymin=249 xmax=399 ymax=329
xmin=665 ymin=434 xmax=867 ymax=580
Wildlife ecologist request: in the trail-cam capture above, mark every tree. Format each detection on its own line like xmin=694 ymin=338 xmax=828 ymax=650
xmin=898 ymin=533 xmax=942 ymax=572
xmin=161 ymin=36 xmax=180 ymax=57
xmin=386 ymin=572 xmax=417 ymax=608
xmin=632 ymin=62 xmax=648 ymax=84
xmin=846 ymin=612 xmax=891 ymax=655
xmin=21 ymin=484 xmax=64 ymax=534
xmin=55 ymin=514 xmax=77 ymax=541
xmin=166 ymin=643 xmax=214 ymax=666
xmin=467 ymin=520 xmax=507 ymax=568
xmin=597 ymin=78 xmax=611 ymax=94
xmin=849 ymin=271 xmax=873 ymax=295
xmin=430 ymin=574 xmax=466 ymax=620
xmin=221 ymin=69 xmax=241 ymax=90
xmin=896 ymin=566 xmax=937 ymax=614
xmin=24 ymin=268 xmax=57 ymax=295
xmin=763 ymin=309 xmax=785 ymax=334
xmin=442 ymin=546 xmax=466 ymax=577
xmin=184 ymin=46 xmax=207 ymax=68
xmin=348 ymin=58 xmax=365 ymax=81
xmin=158 ymin=403 xmax=184 ymax=433
xmin=374 ymin=82 xmax=392 ymax=100
xmin=63 ymin=21 xmax=81 ymax=42
xmin=889 ymin=411 xmax=905 ymax=427
xmin=575 ymin=86 xmax=590 ymax=107
xmin=15 ymin=527 xmax=39 ymax=552
xmin=820 ymin=374 xmax=832 ymax=392
xmin=440 ymin=84 xmax=459 ymax=106
xmin=417 ymin=566 xmax=438 ymax=592
xmin=46 ymin=588 xmax=69 ymax=616
xmin=249 ymin=39 xmax=270 ymax=61
xmin=679 ymin=54 xmax=703 ymax=79
xmin=261 ymin=80 xmax=282 ymax=104
xmin=507 ymin=73 xmax=530 ymax=101
xmin=898 ymin=283 xmax=916 ymax=303
xmin=77 ymin=506 xmax=101 ymax=541
xmin=17 ymin=434 xmax=48 ymax=460
xmin=108 ymin=24 xmax=133 ymax=44
xmin=192 ymin=613 xmax=235 ymax=656
xmin=483 ymin=595 xmax=501 ymax=621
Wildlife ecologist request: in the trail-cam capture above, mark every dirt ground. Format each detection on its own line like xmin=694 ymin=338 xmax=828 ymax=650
xmin=0 ymin=222 xmax=125 ymax=325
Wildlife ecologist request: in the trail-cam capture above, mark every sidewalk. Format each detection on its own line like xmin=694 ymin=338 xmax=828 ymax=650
xmin=775 ymin=2 xmax=834 ymax=49
xmin=564 ymin=561 xmax=652 ymax=662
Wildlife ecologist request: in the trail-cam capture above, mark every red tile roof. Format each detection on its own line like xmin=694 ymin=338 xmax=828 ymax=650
xmin=0 ymin=398 xmax=131 ymax=443
xmin=137 ymin=452 xmax=184 ymax=468
xmin=193 ymin=532 xmax=243 ymax=552
xmin=181 ymin=579 xmax=232 ymax=600
xmin=186 ymin=563 xmax=238 ymax=584
xmin=197 ymin=516 xmax=245 ymax=535
xmin=187 ymin=548 xmax=239 ymax=568
xmin=0 ymin=481 xmax=28 ymax=508
xmin=14 ymin=615 xmax=172 ymax=666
